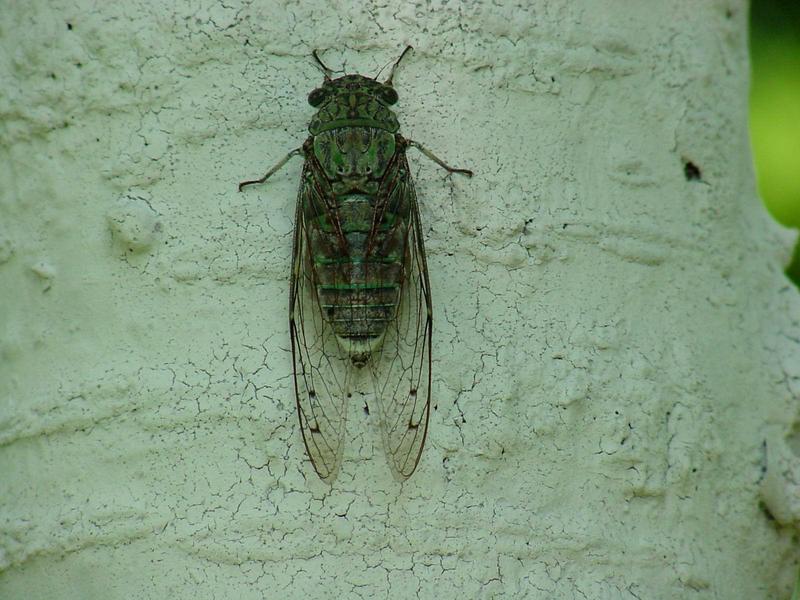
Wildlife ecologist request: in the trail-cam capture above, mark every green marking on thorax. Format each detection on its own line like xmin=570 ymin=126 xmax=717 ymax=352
xmin=319 ymin=283 xmax=399 ymax=291
xmin=311 ymin=212 xmax=396 ymax=233
xmin=314 ymin=255 xmax=401 ymax=265
xmin=320 ymin=303 xmax=397 ymax=309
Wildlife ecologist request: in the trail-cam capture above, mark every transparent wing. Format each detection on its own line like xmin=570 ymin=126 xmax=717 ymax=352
xmin=290 ymin=163 xmax=350 ymax=483
xmin=369 ymin=157 xmax=433 ymax=480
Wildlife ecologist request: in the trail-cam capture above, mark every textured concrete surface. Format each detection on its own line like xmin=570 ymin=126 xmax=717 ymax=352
xmin=1 ymin=1 xmax=799 ymax=598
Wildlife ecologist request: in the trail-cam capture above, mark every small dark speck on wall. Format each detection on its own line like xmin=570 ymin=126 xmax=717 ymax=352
xmin=684 ymin=161 xmax=702 ymax=181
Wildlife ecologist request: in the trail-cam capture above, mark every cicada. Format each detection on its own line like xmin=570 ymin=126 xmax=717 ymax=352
xmin=239 ymin=47 xmax=472 ymax=482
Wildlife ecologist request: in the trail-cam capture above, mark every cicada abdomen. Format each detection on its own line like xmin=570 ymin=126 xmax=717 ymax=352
xmin=239 ymin=47 xmax=472 ymax=482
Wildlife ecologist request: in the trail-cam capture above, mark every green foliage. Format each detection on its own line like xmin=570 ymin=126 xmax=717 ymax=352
xmin=750 ymin=37 xmax=800 ymax=228
xmin=750 ymin=2 xmax=800 ymax=284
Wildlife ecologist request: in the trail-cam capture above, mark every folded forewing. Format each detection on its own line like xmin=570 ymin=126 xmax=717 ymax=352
xmin=369 ymin=155 xmax=432 ymax=480
xmin=290 ymin=162 xmax=350 ymax=482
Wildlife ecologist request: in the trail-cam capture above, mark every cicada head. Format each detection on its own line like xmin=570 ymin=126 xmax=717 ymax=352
xmin=307 ymin=75 xmax=399 ymax=108
xmin=307 ymin=46 xmax=412 ymax=109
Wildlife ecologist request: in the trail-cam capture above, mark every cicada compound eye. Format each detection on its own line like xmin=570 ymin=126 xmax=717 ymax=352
xmin=380 ymin=86 xmax=399 ymax=105
xmin=308 ymin=87 xmax=329 ymax=107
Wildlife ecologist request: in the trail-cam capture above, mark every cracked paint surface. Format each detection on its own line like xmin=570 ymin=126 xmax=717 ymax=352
xmin=1 ymin=0 xmax=799 ymax=598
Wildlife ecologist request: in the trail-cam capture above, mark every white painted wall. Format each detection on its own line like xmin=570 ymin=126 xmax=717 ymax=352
xmin=2 ymin=1 xmax=799 ymax=598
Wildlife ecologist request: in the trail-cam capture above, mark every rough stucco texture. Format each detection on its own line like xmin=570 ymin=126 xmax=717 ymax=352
xmin=1 ymin=1 xmax=799 ymax=598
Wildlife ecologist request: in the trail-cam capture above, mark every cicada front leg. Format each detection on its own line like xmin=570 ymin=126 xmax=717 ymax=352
xmin=238 ymin=147 xmax=304 ymax=191
xmin=405 ymin=140 xmax=473 ymax=178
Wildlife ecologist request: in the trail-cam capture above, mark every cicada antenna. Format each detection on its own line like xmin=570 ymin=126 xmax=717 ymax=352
xmin=373 ymin=57 xmax=394 ymax=82
xmin=311 ymin=49 xmax=334 ymax=82
xmin=384 ymin=45 xmax=413 ymax=86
